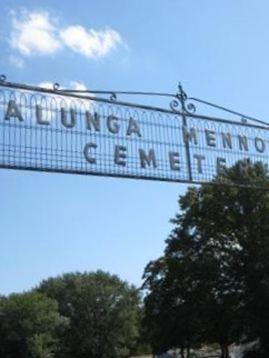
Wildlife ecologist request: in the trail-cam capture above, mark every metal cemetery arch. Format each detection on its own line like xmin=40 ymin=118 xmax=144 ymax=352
xmin=1 ymin=75 xmax=269 ymax=185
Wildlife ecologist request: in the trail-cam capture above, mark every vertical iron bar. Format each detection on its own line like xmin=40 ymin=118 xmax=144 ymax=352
xmin=177 ymin=83 xmax=193 ymax=182
xmin=182 ymin=113 xmax=193 ymax=182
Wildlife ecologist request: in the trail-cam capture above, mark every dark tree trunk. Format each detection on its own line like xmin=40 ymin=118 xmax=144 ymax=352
xmin=225 ymin=344 xmax=230 ymax=358
xmin=180 ymin=346 xmax=185 ymax=358
xmin=220 ymin=344 xmax=230 ymax=358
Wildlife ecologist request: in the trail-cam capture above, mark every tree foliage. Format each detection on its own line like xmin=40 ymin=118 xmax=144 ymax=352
xmin=143 ymin=161 xmax=269 ymax=358
xmin=38 ymin=270 xmax=141 ymax=358
xmin=0 ymin=292 xmax=67 ymax=358
xmin=0 ymin=271 xmax=143 ymax=357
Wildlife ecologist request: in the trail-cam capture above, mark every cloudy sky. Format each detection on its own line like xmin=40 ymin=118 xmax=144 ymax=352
xmin=1 ymin=0 xmax=269 ymax=294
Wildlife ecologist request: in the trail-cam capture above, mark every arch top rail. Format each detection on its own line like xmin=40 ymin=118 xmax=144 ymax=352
xmin=0 ymin=74 xmax=268 ymax=128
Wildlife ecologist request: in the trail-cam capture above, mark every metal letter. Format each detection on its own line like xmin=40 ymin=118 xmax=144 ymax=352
xmin=107 ymin=115 xmax=119 ymax=134
xmin=221 ymin=132 xmax=232 ymax=149
xmin=216 ymin=157 xmax=226 ymax=174
xmin=183 ymin=127 xmax=198 ymax=145
xmin=61 ymin=108 xmax=76 ymax=128
xmin=254 ymin=137 xmax=265 ymax=153
xmin=193 ymin=154 xmax=205 ymax=174
xmin=238 ymin=135 xmax=248 ymax=151
xmin=126 ymin=118 xmax=141 ymax=137
xmin=239 ymin=159 xmax=251 ymax=176
xmin=5 ymin=100 xmax=23 ymax=121
xmin=36 ymin=105 xmax=50 ymax=125
xmin=205 ymin=129 xmax=216 ymax=147
xmin=169 ymin=152 xmax=180 ymax=171
xmin=86 ymin=111 xmax=100 ymax=131
xmin=139 ymin=149 xmax=157 ymax=168
xmin=114 ymin=145 xmax=127 ymax=166
xmin=84 ymin=143 xmax=97 ymax=164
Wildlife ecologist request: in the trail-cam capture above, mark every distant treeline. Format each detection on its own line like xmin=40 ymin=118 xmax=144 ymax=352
xmin=0 ymin=271 xmax=150 ymax=358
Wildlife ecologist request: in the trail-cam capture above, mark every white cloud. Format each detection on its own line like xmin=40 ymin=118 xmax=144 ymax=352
xmin=69 ymin=81 xmax=87 ymax=91
xmin=39 ymin=81 xmax=88 ymax=92
xmin=39 ymin=81 xmax=54 ymax=89
xmin=10 ymin=10 xmax=61 ymax=56
xmin=59 ymin=26 xmax=122 ymax=58
xmin=38 ymin=81 xmax=92 ymax=110
xmin=8 ymin=10 xmax=124 ymax=65
xmin=9 ymin=55 xmax=24 ymax=68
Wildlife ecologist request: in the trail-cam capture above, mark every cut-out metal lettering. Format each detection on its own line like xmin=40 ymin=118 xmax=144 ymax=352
xmin=1 ymin=79 xmax=269 ymax=185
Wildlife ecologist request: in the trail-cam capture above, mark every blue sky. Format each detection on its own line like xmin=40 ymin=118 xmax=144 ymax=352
xmin=1 ymin=0 xmax=269 ymax=294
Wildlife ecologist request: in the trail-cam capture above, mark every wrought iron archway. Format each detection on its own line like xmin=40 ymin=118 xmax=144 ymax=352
xmin=0 ymin=75 xmax=268 ymax=186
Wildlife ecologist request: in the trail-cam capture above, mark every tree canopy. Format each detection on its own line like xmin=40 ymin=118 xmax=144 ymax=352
xmin=38 ymin=270 xmax=141 ymax=358
xmin=0 ymin=291 xmax=67 ymax=358
xmin=143 ymin=161 xmax=269 ymax=358
xmin=0 ymin=271 xmax=143 ymax=358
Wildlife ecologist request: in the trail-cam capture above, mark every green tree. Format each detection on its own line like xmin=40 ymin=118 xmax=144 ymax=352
xmin=143 ymin=161 xmax=269 ymax=358
xmin=143 ymin=251 xmax=208 ymax=357
xmin=38 ymin=270 xmax=141 ymax=358
xmin=0 ymin=292 xmax=67 ymax=358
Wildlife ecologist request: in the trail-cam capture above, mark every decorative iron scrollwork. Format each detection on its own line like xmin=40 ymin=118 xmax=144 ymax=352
xmin=0 ymin=74 xmax=6 ymax=83
xmin=169 ymin=98 xmax=180 ymax=112
xmin=185 ymin=101 xmax=196 ymax=113
xmin=174 ymin=82 xmax=196 ymax=114
xmin=0 ymin=74 xmax=268 ymax=127
xmin=109 ymin=92 xmax=117 ymax=102
xmin=53 ymin=83 xmax=60 ymax=91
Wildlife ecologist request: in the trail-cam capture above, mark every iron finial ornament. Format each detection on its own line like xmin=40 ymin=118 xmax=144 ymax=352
xmin=177 ymin=82 xmax=187 ymax=101
xmin=169 ymin=83 xmax=196 ymax=114
xmin=177 ymin=82 xmax=196 ymax=114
